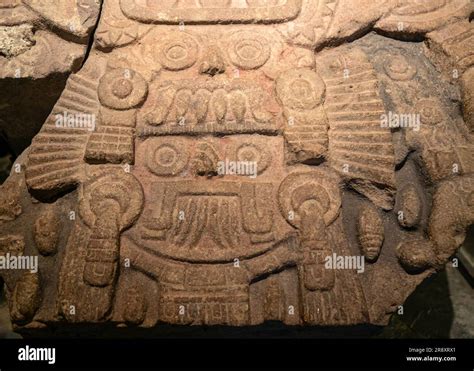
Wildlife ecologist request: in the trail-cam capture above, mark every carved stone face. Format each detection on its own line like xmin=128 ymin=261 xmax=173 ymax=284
xmin=103 ymin=23 xmax=317 ymax=135
xmin=95 ymin=3 xmax=328 ymax=271
xmin=102 ymin=11 xmax=328 ymax=267
xmin=123 ymin=27 xmax=299 ymax=262
xmin=135 ymin=27 xmax=296 ymax=132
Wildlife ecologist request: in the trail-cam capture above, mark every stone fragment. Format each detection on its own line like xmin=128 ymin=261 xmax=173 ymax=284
xmin=0 ymin=0 xmax=472 ymax=334
xmin=0 ymin=24 xmax=34 ymax=58
xmin=0 ymin=0 xmax=102 ymax=156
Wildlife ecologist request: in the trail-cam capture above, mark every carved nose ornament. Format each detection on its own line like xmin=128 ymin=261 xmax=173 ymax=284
xmin=199 ymin=46 xmax=226 ymax=76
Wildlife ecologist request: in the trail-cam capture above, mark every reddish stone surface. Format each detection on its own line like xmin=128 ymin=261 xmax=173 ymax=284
xmin=0 ymin=0 xmax=473 ymax=334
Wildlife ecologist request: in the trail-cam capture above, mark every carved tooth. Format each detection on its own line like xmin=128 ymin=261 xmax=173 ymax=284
xmin=175 ymin=89 xmax=192 ymax=124
xmin=145 ymin=86 xmax=176 ymax=126
xmin=250 ymin=99 xmax=273 ymax=123
xmin=212 ymin=89 xmax=228 ymax=123
xmin=145 ymin=106 xmax=167 ymax=127
xmin=397 ymin=183 xmax=422 ymax=229
xmin=230 ymin=91 xmax=247 ymax=123
xmin=253 ymin=110 xmax=273 ymax=123
xmin=193 ymin=89 xmax=212 ymax=123
xmin=357 ymin=203 xmax=384 ymax=262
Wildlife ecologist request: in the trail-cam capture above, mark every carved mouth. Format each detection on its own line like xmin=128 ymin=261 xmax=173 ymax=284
xmin=139 ymin=79 xmax=277 ymax=135
xmin=135 ymin=180 xmax=279 ymax=263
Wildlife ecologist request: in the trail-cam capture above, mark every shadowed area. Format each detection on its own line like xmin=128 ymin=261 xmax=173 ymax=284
xmin=0 ymin=74 xmax=68 ymax=157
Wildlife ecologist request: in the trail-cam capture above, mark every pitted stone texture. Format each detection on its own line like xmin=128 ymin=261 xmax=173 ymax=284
xmin=0 ymin=24 xmax=34 ymax=58
xmin=0 ymin=0 xmax=472 ymax=334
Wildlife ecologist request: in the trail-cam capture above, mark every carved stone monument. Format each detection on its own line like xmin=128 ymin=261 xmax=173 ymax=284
xmin=0 ymin=0 xmax=101 ymax=154
xmin=0 ymin=0 xmax=473 ymax=334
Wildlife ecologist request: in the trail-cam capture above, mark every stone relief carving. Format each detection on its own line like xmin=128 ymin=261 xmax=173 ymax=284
xmin=0 ymin=0 xmax=472 ymax=333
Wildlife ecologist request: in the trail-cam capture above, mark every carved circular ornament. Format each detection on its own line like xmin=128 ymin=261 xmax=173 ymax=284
xmin=384 ymin=54 xmax=417 ymax=81
xmin=155 ymin=32 xmax=199 ymax=71
xmin=98 ymin=68 xmax=148 ymax=110
xmin=79 ymin=169 xmax=144 ymax=231
xmin=276 ymin=68 xmax=326 ymax=110
xmin=226 ymin=31 xmax=271 ymax=70
xmin=416 ymin=98 xmax=444 ymax=126
xmin=278 ymin=170 xmax=342 ymax=228
xmin=146 ymin=139 xmax=189 ymax=176
xmin=236 ymin=142 xmax=271 ymax=174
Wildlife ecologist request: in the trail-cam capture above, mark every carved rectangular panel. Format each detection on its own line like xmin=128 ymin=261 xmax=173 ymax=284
xmin=120 ymin=0 xmax=302 ymax=24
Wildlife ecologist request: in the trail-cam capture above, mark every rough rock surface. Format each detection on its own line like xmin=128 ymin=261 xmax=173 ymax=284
xmin=0 ymin=0 xmax=102 ymax=155
xmin=0 ymin=0 xmax=473 ymax=334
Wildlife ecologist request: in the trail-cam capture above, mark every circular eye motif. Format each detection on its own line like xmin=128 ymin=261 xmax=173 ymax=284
xmin=156 ymin=33 xmax=199 ymax=71
xmin=98 ymin=68 xmax=148 ymax=110
xmin=146 ymin=140 xmax=189 ymax=176
xmin=236 ymin=143 xmax=270 ymax=174
xmin=416 ymin=98 xmax=444 ymax=126
xmin=276 ymin=68 xmax=326 ymax=110
xmin=384 ymin=54 xmax=417 ymax=81
xmin=227 ymin=31 xmax=271 ymax=70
